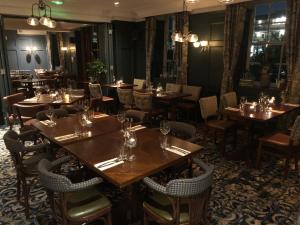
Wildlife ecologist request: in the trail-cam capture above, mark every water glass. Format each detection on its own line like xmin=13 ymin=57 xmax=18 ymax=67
xmin=117 ymin=112 xmax=126 ymax=132
xmin=160 ymin=120 xmax=170 ymax=136
xmin=125 ymin=131 xmax=137 ymax=161
xmin=159 ymin=135 xmax=168 ymax=150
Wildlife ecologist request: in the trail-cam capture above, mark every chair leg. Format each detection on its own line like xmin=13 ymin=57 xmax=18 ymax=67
xmin=256 ymin=142 xmax=263 ymax=169
xmin=16 ymin=176 xmax=21 ymax=201
xmin=221 ymin=132 xmax=226 ymax=156
xmin=106 ymin=211 xmax=112 ymax=225
xmin=22 ymin=180 xmax=30 ymax=218
xmin=284 ymin=155 xmax=291 ymax=178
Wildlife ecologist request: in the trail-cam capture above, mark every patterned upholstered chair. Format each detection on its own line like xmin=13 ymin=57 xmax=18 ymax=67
xmin=168 ymin=121 xmax=198 ymax=142
xmin=256 ymin=116 xmax=300 ymax=177
xmin=3 ymin=130 xmax=51 ymax=218
xmin=133 ymin=91 xmax=153 ymax=112
xmin=221 ymin=91 xmax=238 ymax=109
xmin=36 ymin=108 xmax=69 ymax=121
xmin=38 ymin=156 xmax=112 ymax=225
xmin=89 ymin=83 xmax=114 ymax=113
xmin=143 ymin=158 xmax=213 ymax=225
xmin=178 ymin=85 xmax=202 ymax=120
xmin=125 ymin=109 xmax=146 ymax=124
xmin=133 ymin=78 xmax=146 ymax=90
xmin=117 ymin=88 xmax=133 ymax=109
xmin=199 ymin=96 xmax=236 ymax=156
xmin=166 ymin=83 xmax=182 ymax=93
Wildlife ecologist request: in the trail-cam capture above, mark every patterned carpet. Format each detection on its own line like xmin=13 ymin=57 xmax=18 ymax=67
xmin=0 ymin=126 xmax=299 ymax=225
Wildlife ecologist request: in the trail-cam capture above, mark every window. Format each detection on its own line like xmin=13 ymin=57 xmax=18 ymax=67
xmin=248 ymin=1 xmax=287 ymax=84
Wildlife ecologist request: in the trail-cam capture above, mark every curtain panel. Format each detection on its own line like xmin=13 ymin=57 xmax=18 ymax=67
xmin=145 ymin=17 xmax=156 ymax=86
xmin=285 ymin=0 xmax=300 ymax=103
xmin=220 ymin=3 xmax=254 ymax=96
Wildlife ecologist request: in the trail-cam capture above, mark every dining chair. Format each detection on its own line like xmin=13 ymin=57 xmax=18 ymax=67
xmin=61 ymin=89 xmax=85 ymax=114
xmin=199 ymin=96 xmax=236 ymax=156
xmin=125 ymin=109 xmax=146 ymax=124
xmin=68 ymin=88 xmax=85 ymax=96
xmin=3 ymin=130 xmax=51 ymax=218
xmin=133 ymin=78 xmax=146 ymax=90
xmin=178 ymin=85 xmax=202 ymax=121
xmin=38 ymin=156 xmax=112 ymax=225
xmin=166 ymin=83 xmax=182 ymax=93
xmin=117 ymin=88 xmax=133 ymax=109
xmin=221 ymin=91 xmax=238 ymax=109
xmin=143 ymin=158 xmax=213 ymax=225
xmin=3 ymin=93 xmax=26 ymax=129
xmin=168 ymin=121 xmax=198 ymax=142
xmin=89 ymin=83 xmax=114 ymax=113
xmin=256 ymin=116 xmax=300 ymax=177
xmin=36 ymin=108 xmax=69 ymax=121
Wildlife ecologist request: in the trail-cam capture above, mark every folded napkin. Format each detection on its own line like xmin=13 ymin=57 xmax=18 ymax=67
xmin=24 ymin=97 xmax=37 ymax=102
xmin=94 ymin=158 xmax=124 ymax=171
xmin=129 ymin=125 xmax=146 ymax=132
xmin=270 ymin=109 xmax=285 ymax=114
xmin=54 ymin=133 xmax=78 ymax=141
xmin=40 ymin=120 xmax=53 ymax=126
xmin=284 ymin=103 xmax=300 ymax=107
xmin=225 ymin=107 xmax=240 ymax=112
xmin=53 ymin=100 xmax=63 ymax=103
xmin=94 ymin=114 xmax=109 ymax=119
xmin=165 ymin=145 xmax=190 ymax=156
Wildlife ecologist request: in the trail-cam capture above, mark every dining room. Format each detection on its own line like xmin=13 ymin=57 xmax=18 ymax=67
xmin=0 ymin=0 xmax=299 ymax=225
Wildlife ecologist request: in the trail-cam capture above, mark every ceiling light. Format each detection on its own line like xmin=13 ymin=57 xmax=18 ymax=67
xmin=114 ymin=1 xmax=120 ymax=7
xmin=50 ymin=0 xmax=64 ymax=5
xmin=27 ymin=0 xmax=56 ymax=28
xmin=185 ymin=0 xmax=199 ymax=3
xmin=218 ymin=0 xmax=234 ymax=4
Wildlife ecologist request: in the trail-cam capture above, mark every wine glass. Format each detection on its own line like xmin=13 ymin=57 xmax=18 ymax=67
xmin=78 ymin=114 xmax=88 ymax=136
xmin=45 ymin=111 xmax=55 ymax=127
xmin=160 ymin=120 xmax=170 ymax=136
xmin=126 ymin=131 xmax=137 ymax=161
xmin=117 ymin=112 xmax=126 ymax=132
xmin=82 ymin=99 xmax=90 ymax=112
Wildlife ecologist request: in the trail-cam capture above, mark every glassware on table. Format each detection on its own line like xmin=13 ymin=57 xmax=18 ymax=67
xmin=159 ymin=135 xmax=168 ymax=150
xmin=160 ymin=120 xmax=170 ymax=136
xmin=45 ymin=111 xmax=56 ymax=127
xmin=117 ymin=112 xmax=126 ymax=132
xmin=82 ymin=99 xmax=90 ymax=112
xmin=118 ymin=141 xmax=128 ymax=161
xmin=74 ymin=125 xmax=81 ymax=138
xmin=239 ymin=96 xmax=247 ymax=112
xmin=125 ymin=131 xmax=137 ymax=161
xmin=78 ymin=114 xmax=88 ymax=136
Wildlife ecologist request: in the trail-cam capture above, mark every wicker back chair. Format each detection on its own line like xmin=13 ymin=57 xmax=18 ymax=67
xmin=125 ymin=109 xmax=146 ymax=124
xmin=133 ymin=91 xmax=153 ymax=112
xmin=89 ymin=83 xmax=103 ymax=98
xmin=3 ymin=93 xmax=25 ymax=129
xmin=133 ymin=78 xmax=146 ymax=90
xmin=221 ymin=91 xmax=238 ymax=109
xmin=38 ymin=156 xmax=112 ymax=225
xmin=117 ymin=88 xmax=133 ymax=109
xmin=166 ymin=83 xmax=182 ymax=93
xmin=3 ymin=130 xmax=50 ymax=218
xmin=143 ymin=158 xmax=213 ymax=225
xmin=167 ymin=121 xmax=197 ymax=141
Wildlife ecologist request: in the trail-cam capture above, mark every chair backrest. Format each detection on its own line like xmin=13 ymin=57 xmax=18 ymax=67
xmin=117 ymin=88 xmax=133 ymax=106
xmin=199 ymin=96 xmax=218 ymax=120
xmin=125 ymin=109 xmax=146 ymax=123
xmin=133 ymin=79 xmax=146 ymax=90
xmin=182 ymin=85 xmax=202 ymax=102
xmin=38 ymin=158 xmax=74 ymax=193
xmin=166 ymin=83 xmax=182 ymax=93
xmin=36 ymin=108 xmax=69 ymax=121
xmin=133 ymin=91 xmax=153 ymax=111
xmin=13 ymin=103 xmax=48 ymax=119
xmin=3 ymin=130 xmax=25 ymax=166
xmin=221 ymin=91 xmax=237 ymax=108
xmin=3 ymin=93 xmax=25 ymax=115
xmin=68 ymin=89 xmax=85 ymax=96
xmin=290 ymin=116 xmax=300 ymax=144
xmin=168 ymin=121 xmax=197 ymax=140
xmin=89 ymin=83 xmax=103 ymax=98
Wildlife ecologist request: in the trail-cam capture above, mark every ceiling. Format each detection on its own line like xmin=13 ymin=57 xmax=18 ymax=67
xmin=0 ymin=0 xmax=252 ymax=23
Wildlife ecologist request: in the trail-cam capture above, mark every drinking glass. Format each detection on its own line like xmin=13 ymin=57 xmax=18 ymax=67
xmin=160 ymin=120 xmax=170 ymax=136
xmin=82 ymin=99 xmax=90 ymax=112
xmin=159 ymin=135 xmax=168 ymax=150
xmin=239 ymin=96 xmax=247 ymax=112
xmin=45 ymin=111 xmax=56 ymax=127
xmin=78 ymin=114 xmax=88 ymax=136
xmin=126 ymin=131 xmax=137 ymax=161
xmin=117 ymin=112 xmax=126 ymax=132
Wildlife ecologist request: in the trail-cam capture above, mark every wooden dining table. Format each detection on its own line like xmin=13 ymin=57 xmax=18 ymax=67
xmin=19 ymin=94 xmax=84 ymax=106
xmin=63 ymin=128 xmax=202 ymax=188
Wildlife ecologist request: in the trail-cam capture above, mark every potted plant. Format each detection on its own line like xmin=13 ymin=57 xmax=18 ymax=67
xmin=86 ymin=59 xmax=107 ymax=83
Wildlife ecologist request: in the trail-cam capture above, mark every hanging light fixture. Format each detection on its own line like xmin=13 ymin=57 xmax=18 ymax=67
xmin=27 ymin=0 xmax=56 ymax=28
xmin=218 ymin=0 xmax=234 ymax=4
xmin=171 ymin=0 xmax=198 ymax=44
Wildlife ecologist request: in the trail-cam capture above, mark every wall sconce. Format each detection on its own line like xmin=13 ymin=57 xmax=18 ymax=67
xmin=61 ymin=46 xmax=68 ymax=51
xmin=25 ymin=46 xmax=38 ymax=54
xmin=193 ymin=40 xmax=209 ymax=51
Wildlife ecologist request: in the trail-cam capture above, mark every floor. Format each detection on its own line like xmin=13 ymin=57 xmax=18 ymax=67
xmin=0 ymin=126 xmax=299 ymax=225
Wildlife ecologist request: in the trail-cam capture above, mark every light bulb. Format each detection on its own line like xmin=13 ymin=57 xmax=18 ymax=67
xmin=187 ymin=34 xmax=199 ymax=43
xmin=27 ymin=17 xmax=39 ymax=26
xmin=200 ymin=40 xmax=208 ymax=47
xmin=193 ymin=42 xmax=200 ymax=48
xmin=40 ymin=17 xmax=50 ymax=26
xmin=171 ymin=32 xmax=183 ymax=42
xmin=48 ymin=19 xmax=56 ymax=28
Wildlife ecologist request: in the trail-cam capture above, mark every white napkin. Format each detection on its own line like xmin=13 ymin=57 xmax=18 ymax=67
xmin=165 ymin=146 xmax=190 ymax=156
xmin=54 ymin=133 xmax=78 ymax=141
xmin=53 ymin=100 xmax=63 ymax=103
xmin=284 ymin=103 xmax=300 ymax=107
xmin=40 ymin=120 xmax=52 ymax=126
xmin=270 ymin=109 xmax=285 ymax=114
xmin=94 ymin=114 xmax=109 ymax=119
xmin=24 ymin=97 xmax=37 ymax=102
xmin=94 ymin=158 xmax=124 ymax=171
xmin=225 ymin=107 xmax=240 ymax=112
xmin=129 ymin=125 xmax=146 ymax=132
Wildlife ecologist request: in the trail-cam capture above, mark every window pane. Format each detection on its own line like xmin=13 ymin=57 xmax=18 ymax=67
xmin=265 ymin=45 xmax=282 ymax=63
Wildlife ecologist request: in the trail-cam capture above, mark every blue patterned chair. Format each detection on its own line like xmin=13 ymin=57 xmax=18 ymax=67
xmin=143 ymin=158 xmax=213 ymax=225
xmin=38 ymin=156 xmax=112 ymax=225
xmin=3 ymin=130 xmax=51 ymax=218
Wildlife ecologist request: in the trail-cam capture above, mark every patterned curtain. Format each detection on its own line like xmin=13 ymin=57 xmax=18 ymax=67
xmin=145 ymin=17 xmax=156 ymax=86
xmin=175 ymin=12 xmax=189 ymax=85
xmin=285 ymin=0 xmax=300 ymax=103
xmin=56 ymin=33 xmax=64 ymax=71
xmin=220 ymin=3 xmax=254 ymax=96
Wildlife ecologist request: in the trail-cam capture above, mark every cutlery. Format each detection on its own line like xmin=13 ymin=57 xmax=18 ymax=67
xmin=96 ymin=158 xmax=121 ymax=168
xmin=171 ymin=145 xmax=190 ymax=154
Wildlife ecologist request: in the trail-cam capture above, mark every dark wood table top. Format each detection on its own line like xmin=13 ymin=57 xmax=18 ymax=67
xmin=135 ymin=90 xmax=191 ymax=101
xmin=102 ymin=83 xmax=137 ymax=89
xmin=64 ymin=128 xmax=203 ymax=188
xmin=16 ymin=78 xmax=50 ymax=83
xmin=224 ymin=103 xmax=300 ymax=122
xmin=31 ymin=114 xmax=121 ymax=146
xmin=19 ymin=94 xmax=84 ymax=105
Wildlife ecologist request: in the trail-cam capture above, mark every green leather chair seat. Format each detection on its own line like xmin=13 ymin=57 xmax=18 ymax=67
xmin=143 ymin=191 xmax=189 ymax=224
xmin=66 ymin=186 xmax=111 ymax=219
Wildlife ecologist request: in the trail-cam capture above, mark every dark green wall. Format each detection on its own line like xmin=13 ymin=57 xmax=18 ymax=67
xmin=188 ymin=11 xmax=225 ymax=96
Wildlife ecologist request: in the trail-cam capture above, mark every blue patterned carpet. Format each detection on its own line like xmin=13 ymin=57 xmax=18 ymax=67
xmin=0 ymin=126 xmax=299 ymax=225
